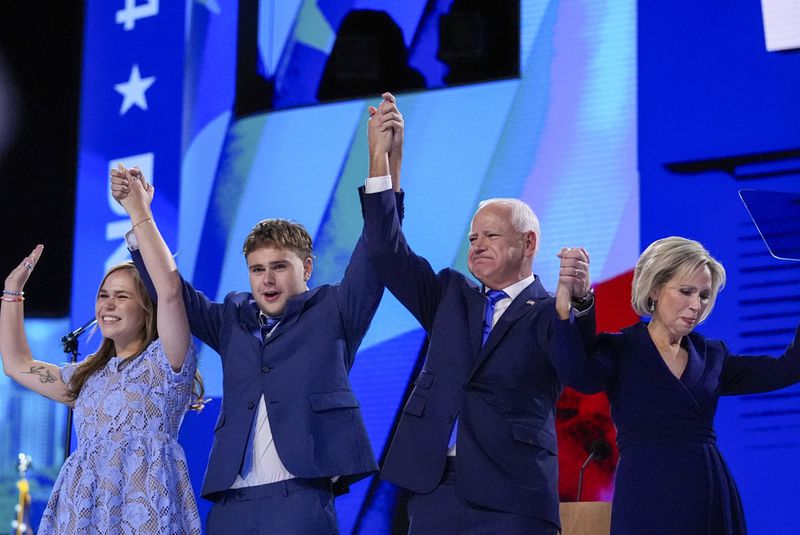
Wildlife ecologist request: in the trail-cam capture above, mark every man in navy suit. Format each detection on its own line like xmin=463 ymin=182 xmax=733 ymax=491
xmin=363 ymin=94 xmax=595 ymax=534
xmin=112 ymin=106 xmax=403 ymax=533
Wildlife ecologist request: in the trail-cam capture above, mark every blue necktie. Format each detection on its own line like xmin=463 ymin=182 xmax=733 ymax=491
xmin=482 ymin=289 xmax=509 ymax=346
xmin=449 ymin=290 xmax=510 ymax=451
xmin=240 ymin=316 xmax=281 ymax=478
xmin=260 ymin=315 xmax=280 ymax=340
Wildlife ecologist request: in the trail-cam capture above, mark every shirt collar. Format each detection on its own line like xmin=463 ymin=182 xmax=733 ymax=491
xmin=258 ymin=312 xmax=281 ymax=326
xmin=486 ymin=273 xmax=535 ymax=302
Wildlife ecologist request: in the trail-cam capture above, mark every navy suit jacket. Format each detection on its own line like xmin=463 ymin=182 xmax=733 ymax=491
xmin=132 ymin=191 xmax=403 ymax=499
xmin=362 ymin=188 xmax=595 ymax=526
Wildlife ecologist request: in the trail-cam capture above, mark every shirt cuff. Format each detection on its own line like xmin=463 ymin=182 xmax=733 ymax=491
xmin=364 ymin=175 xmax=392 ymax=194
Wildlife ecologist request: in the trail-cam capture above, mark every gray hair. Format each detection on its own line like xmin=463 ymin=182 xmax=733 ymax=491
xmin=476 ymin=198 xmax=541 ymax=255
xmin=632 ymin=236 xmax=727 ymax=321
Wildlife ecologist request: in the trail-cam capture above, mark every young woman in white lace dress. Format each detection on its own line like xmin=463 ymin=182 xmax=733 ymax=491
xmin=0 ymin=164 xmax=203 ymax=534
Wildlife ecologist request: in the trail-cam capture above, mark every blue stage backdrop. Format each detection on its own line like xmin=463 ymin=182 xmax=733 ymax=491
xmin=0 ymin=319 xmax=70 ymax=531
xmin=639 ymin=0 xmax=800 ymax=532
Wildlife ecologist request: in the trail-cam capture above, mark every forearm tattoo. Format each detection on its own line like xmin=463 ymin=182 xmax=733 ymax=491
xmin=22 ymin=365 xmax=57 ymax=384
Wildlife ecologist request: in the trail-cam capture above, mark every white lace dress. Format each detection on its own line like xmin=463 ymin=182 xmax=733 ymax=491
xmin=38 ymin=339 xmax=201 ymax=534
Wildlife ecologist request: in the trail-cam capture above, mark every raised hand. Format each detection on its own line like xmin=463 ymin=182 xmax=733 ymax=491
xmin=376 ymin=92 xmax=404 ymax=191
xmin=368 ymin=102 xmax=393 ymax=177
xmin=555 ymin=247 xmax=591 ymax=319
xmin=110 ymin=164 xmax=154 ymax=223
xmin=0 ymin=243 xmax=72 ymax=403
xmin=378 ymin=92 xmax=404 ymax=158
xmin=4 ymin=244 xmax=43 ymax=295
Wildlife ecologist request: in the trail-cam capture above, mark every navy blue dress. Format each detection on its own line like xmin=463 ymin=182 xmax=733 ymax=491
xmin=553 ymin=320 xmax=800 ymax=535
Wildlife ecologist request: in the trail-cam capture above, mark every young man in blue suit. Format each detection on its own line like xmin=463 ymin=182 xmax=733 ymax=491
xmin=363 ymin=94 xmax=595 ymax=534
xmin=111 ymin=106 xmax=403 ymax=533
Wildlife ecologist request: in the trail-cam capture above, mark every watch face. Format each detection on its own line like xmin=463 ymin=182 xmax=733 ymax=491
xmin=125 ymin=229 xmax=139 ymax=250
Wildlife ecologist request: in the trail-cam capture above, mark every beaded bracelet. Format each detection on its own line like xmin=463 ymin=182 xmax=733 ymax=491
xmin=1 ymin=295 xmax=24 ymax=302
xmin=2 ymin=290 xmax=24 ymax=296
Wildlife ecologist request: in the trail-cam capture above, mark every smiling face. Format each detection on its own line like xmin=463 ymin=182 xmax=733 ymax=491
xmin=467 ymin=203 xmax=536 ymax=290
xmin=650 ymin=265 xmax=712 ymax=340
xmin=247 ymin=246 xmax=312 ymax=316
xmin=95 ymin=268 xmax=149 ymax=353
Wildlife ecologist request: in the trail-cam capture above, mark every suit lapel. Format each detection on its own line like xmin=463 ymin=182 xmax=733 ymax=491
xmin=463 ymin=283 xmax=486 ymax=359
xmin=627 ymin=323 xmax=702 ymax=411
xmin=238 ymin=299 xmax=264 ymax=353
xmin=680 ymin=333 xmax=711 ymax=407
xmin=469 ymin=278 xmax=549 ymax=378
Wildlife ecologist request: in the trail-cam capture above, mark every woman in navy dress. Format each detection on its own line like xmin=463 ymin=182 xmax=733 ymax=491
xmin=553 ymin=237 xmax=800 ymax=534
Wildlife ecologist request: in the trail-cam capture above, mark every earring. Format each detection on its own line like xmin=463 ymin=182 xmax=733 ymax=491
xmin=648 ymin=299 xmax=656 ymax=312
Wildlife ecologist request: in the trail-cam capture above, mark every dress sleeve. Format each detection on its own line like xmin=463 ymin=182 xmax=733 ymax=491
xmin=150 ymin=338 xmax=197 ymax=385
xmin=146 ymin=339 xmax=198 ymax=417
xmin=547 ymin=313 xmax=619 ymax=394
xmin=720 ymin=322 xmax=800 ymax=395
xmin=60 ymin=362 xmax=79 ymax=385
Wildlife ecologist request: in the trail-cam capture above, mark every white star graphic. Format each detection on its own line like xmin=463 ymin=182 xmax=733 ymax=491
xmin=114 ymin=64 xmax=156 ymax=115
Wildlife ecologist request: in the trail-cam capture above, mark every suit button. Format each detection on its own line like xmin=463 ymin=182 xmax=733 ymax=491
xmin=261 ymin=366 xmax=271 ymax=373
xmin=247 ymin=401 xmax=255 ymax=409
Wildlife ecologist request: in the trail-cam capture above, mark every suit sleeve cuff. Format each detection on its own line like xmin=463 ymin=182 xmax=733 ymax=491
xmin=364 ymin=175 xmax=392 ymax=194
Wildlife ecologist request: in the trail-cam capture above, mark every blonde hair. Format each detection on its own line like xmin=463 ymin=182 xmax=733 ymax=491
xmin=632 ymin=236 xmax=726 ymax=322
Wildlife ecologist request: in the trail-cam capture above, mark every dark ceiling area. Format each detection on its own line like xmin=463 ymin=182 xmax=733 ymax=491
xmin=0 ymin=3 xmax=83 ymax=317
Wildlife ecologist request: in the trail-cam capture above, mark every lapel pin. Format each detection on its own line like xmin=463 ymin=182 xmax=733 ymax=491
xmin=526 ymin=300 xmax=536 ymax=306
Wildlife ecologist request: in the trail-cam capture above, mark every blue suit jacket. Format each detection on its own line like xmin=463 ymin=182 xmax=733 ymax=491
xmin=362 ymin=188 xmax=595 ymax=525
xmin=132 ymin=191 xmax=403 ymax=499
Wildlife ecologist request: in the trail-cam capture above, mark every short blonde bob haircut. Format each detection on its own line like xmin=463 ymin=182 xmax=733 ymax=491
xmin=631 ymin=236 xmax=727 ymax=322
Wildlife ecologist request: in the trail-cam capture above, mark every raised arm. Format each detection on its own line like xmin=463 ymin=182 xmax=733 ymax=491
xmin=362 ymin=95 xmax=444 ymax=331
xmin=336 ymin=93 xmax=399 ymax=348
xmin=367 ymin=94 xmax=393 ymax=181
xmin=549 ymin=247 xmax=613 ymax=392
xmin=110 ymin=164 xmax=190 ymax=371
xmin=720 ymin=322 xmax=800 ymax=395
xmin=0 ymin=246 xmax=72 ymax=404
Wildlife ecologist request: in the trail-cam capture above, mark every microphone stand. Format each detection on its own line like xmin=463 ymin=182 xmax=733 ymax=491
xmin=61 ymin=317 xmax=96 ymax=460
xmin=577 ymin=439 xmax=611 ymax=501
xmin=576 ymin=451 xmax=597 ymax=502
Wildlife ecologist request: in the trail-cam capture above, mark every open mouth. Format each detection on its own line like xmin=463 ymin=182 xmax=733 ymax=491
xmin=262 ymin=291 xmax=280 ymax=302
xmin=101 ymin=315 xmax=121 ymax=324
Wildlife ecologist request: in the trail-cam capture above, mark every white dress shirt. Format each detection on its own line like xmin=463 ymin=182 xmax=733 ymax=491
xmin=231 ymin=318 xmax=296 ymax=488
